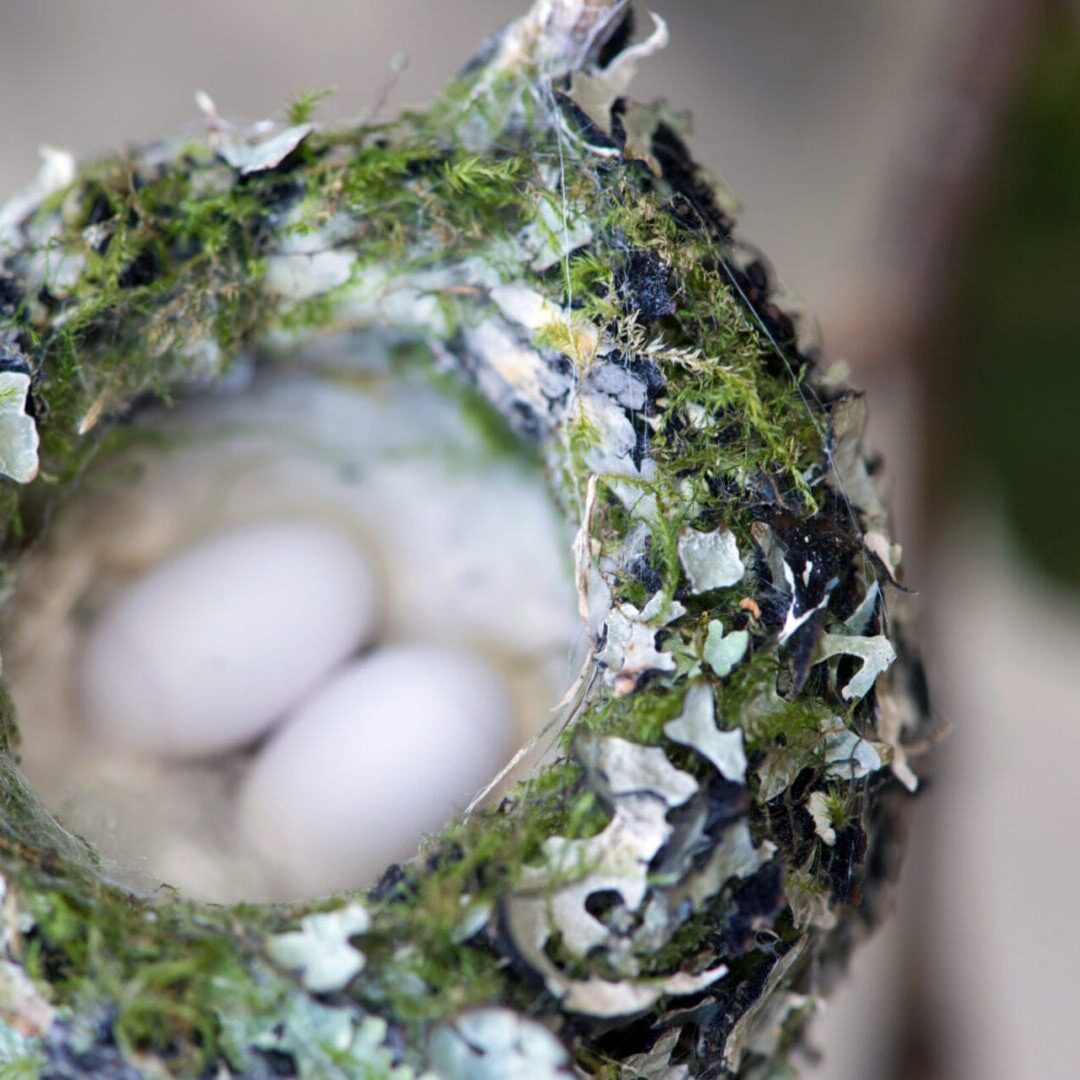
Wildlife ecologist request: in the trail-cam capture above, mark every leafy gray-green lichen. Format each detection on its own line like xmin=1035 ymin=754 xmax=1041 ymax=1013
xmin=0 ymin=2 xmax=928 ymax=1076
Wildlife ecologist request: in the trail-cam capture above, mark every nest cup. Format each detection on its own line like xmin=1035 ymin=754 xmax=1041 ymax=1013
xmin=6 ymin=340 xmax=585 ymax=904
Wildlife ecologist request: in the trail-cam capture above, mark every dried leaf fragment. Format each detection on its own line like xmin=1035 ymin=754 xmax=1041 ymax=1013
xmin=565 ymin=12 xmax=671 ymax=136
xmin=877 ymin=680 xmax=921 ymax=793
xmin=864 ymin=529 xmax=903 ymax=581
xmin=722 ymin=942 xmax=807 ymax=1073
xmin=785 ymin=869 xmax=838 ymax=932
xmin=620 ymin=1029 xmax=686 ymax=1080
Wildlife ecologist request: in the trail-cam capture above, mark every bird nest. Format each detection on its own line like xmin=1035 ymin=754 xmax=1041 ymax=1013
xmin=0 ymin=4 xmax=924 ymax=1076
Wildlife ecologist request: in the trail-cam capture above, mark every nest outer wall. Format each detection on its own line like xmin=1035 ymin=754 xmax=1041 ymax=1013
xmin=0 ymin=4 xmax=927 ymax=1077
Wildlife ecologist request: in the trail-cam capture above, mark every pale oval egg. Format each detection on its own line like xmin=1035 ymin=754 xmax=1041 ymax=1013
xmin=236 ymin=643 xmax=515 ymax=898
xmin=76 ymin=521 xmax=378 ymax=757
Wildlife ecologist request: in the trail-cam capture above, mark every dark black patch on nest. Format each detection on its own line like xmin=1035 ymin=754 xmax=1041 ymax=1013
xmin=403 ymin=150 xmax=454 ymax=180
xmin=758 ymin=772 xmax=818 ymax=868
xmin=84 ymin=190 xmax=114 ymax=228
xmin=786 ymin=611 xmax=826 ymax=696
xmin=608 ymin=97 xmax=631 ymax=158
xmin=703 ymin=781 xmax=751 ymax=837
xmin=627 ymin=354 xmax=667 ymax=406
xmin=650 ymin=123 xmax=734 ymax=241
xmin=630 ymin=407 xmax=651 ymax=468
xmin=596 ymin=8 xmax=636 ymax=69
xmin=368 ymin=862 xmax=417 ymax=904
xmin=252 ymin=178 xmax=305 ymax=218
xmin=711 ymin=411 xmax=745 ymax=452
xmin=588 ymin=1011 xmax=678 ymax=1064
xmin=614 ymin=526 xmax=664 ymax=597
xmin=509 ymin=398 xmax=545 ymax=440
xmin=743 ymin=469 xmax=811 ymax=515
xmin=716 ymin=861 xmax=786 ymax=957
xmin=424 ymin=840 xmax=465 ymax=875
xmin=626 ymin=549 xmax=664 ymax=595
xmin=722 ymin=258 xmax=811 ymax=380
xmin=583 ymin=888 xmax=626 ymax=923
xmin=552 ymin=90 xmax=623 ymax=152
xmin=769 ymin=509 xmax=864 ymax=694
xmin=41 ymin=1012 xmax=145 ymax=1080
xmin=0 ymin=274 xmax=26 ymax=324
xmin=821 ymin=819 xmax=869 ymax=907
xmin=251 ymin=1046 xmax=300 ymax=1078
xmin=117 ymin=246 xmax=163 ymax=289
xmin=694 ymin=943 xmax=794 ymax=1068
xmin=239 ymin=177 xmax=308 ymax=249
xmin=772 ymin=511 xmax=860 ymax=616
xmin=545 ymin=350 xmax=576 ymax=384
xmin=618 ymin=248 xmax=676 ymax=323
xmin=907 ymin=656 xmax=933 ymax=720
xmin=745 ymin=543 xmax=790 ymax=634
xmin=0 ymin=274 xmax=21 ymax=310
xmin=0 ymin=344 xmax=30 ymax=376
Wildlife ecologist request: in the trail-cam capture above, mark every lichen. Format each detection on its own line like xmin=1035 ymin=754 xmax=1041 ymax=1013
xmin=0 ymin=3 xmax=927 ymax=1077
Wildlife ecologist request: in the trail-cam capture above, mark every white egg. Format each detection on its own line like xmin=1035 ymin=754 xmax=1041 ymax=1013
xmin=236 ymin=644 xmax=515 ymax=898
xmin=76 ymin=521 xmax=378 ymax=757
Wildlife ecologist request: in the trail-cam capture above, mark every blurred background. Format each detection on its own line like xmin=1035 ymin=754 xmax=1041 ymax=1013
xmin=2 ymin=1 xmax=1078 ymax=1076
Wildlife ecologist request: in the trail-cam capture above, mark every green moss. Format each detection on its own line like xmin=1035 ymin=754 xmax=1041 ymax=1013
xmin=0 ymin=859 xmax=314 ymax=1076
xmin=822 ymin=786 xmax=855 ymax=831
xmin=354 ymin=759 xmax=610 ymax=1023
xmin=720 ymin=653 xmax=832 ymax=752
xmin=579 ymin=682 xmax=687 ymax=745
xmin=563 ymin=251 xmax=619 ymax=325
xmin=288 ymin=88 xmax=335 ymax=126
